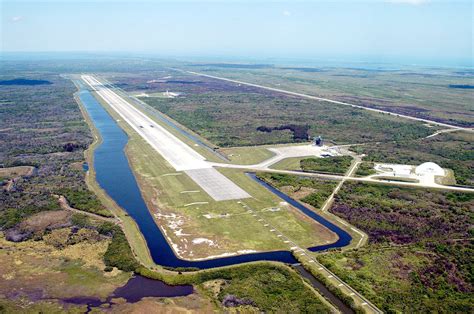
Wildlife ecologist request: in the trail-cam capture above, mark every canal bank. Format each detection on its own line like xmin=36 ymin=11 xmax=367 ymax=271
xmin=76 ymin=86 xmax=353 ymax=268
xmin=74 ymin=80 xmax=374 ymax=313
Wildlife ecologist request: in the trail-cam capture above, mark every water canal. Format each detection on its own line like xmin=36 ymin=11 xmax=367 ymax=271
xmin=77 ymin=86 xmax=352 ymax=269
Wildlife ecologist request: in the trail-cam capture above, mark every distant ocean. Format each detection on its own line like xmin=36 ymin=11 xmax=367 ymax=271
xmin=1 ymin=52 xmax=472 ymax=69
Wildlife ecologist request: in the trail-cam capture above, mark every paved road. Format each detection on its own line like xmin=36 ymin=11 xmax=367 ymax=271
xmin=240 ymin=200 xmax=382 ymax=314
xmin=425 ymin=128 xmax=462 ymax=139
xmin=186 ymin=70 xmax=474 ymax=133
xmin=230 ymin=166 xmax=474 ymax=193
xmin=210 ymin=144 xmax=349 ymax=170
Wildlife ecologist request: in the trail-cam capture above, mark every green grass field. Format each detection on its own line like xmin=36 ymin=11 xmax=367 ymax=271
xmin=92 ymin=90 xmax=340 ymax=260
xmin=125 ymin=133 xmax=338 ymax=258
xmin=72 ymin=79 xmax=335 ymax=313
xmin=270 ymin=157 xmax=304 ymax=170
xmin=217 ymin=146 xmax=275 ymax=165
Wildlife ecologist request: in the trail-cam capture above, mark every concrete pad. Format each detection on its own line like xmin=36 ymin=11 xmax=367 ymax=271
xmin=269 ymin=144 xmax=337 ymax=158
xmin=185 ymin=168 xmax=251 ymax=201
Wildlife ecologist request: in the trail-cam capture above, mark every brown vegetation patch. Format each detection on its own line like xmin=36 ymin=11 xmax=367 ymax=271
xmin=0 ymin=166 xmax=35 ymax=178
xmin=107 ymin=293 xmax=215 ymax=313
xmin=291 ymin=186 xmax=317 ymax=199
xmin=0 ymin=233 xmax=129 ymax=303
xmin=20 ymin=210 xmax=72 ymax=234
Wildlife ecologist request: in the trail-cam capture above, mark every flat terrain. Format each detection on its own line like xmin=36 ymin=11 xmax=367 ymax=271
xmin=3 ymin=59 xmax=473 ymax=313
xmin=90 ymin=85 xmax=338 ymax=260
xmin=124 ymin=123 xmax=338 ymax=259
xmin=101 ymin=71 xmax=435 ymax=147
xmin=83 ymin=75 xmax=250 ymax=201
xmin=353 ymin=131 xmax=474 ymax=186
xmin=0 ymin=166 xmax=35 ymax=178
xmin=217 ymin=146 xmax=275 ymax=165
xmin=0 ymin=231 xmax=131 ymax=312
xmin=183 ymin=64 xmax=474 ymax=127
xmin=316 ymin=182 xmax=474 ymax=312
xmin=257 ymin=173 xmax=338 ymax=211
xmin=271 ymin=156 xmax=353 ymax=174
xmin=0 ymin=71 xmax=109 ymax=232
xmin=0 ymin=231 xmax=232 ymax=313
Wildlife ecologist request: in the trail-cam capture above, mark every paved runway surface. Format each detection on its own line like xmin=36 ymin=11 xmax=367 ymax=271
xmin=82 ymin=75 xmax=250 ymax=201
xmin=185 ymin=168 xmax=250 ymax=201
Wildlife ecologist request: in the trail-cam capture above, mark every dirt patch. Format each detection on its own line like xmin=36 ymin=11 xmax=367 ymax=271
xmin=107 ymin=293 xmax=215 ymax=313
xmin=21 ymin=210 xmax=72 ymax=233
xmin=70 ymin=161 xmax=86 ymax=170
xmin=1 ymin=166 xmax=36 ymax=192
xmin=5 ymin=210 xmax=72 ymax=242
xmin=292 ymin=186 xmax=317 ymax=199
xmin=0 ymin=166 xmax=35 ymax=178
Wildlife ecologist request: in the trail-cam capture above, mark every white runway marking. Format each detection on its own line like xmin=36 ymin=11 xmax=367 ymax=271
xmin=185 ymin=168 xmax=250 ymax=201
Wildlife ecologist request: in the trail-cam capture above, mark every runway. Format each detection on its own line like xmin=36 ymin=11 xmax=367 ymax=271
xmin=81 ymin=75 xmax=250 ymax=201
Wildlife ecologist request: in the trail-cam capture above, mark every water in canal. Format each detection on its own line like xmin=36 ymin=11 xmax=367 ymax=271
xmin=78 ymin=87 xmax=352 ymax=269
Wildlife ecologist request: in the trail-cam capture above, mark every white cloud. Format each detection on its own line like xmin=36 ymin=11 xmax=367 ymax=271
xmin=387 ymin=0 xmax=430 ymax=5
xmin=282 ymin=10 xmax=291 ymax=16
xmin=11 ymin=16 xmax=23 ymax=23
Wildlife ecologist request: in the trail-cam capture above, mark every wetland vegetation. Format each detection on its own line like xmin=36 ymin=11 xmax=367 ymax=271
xmin=0 ymin=65 xmax=334 ymax=313
xmin=318 ymin=182 xmax=474 ymax=312
xmin=2 ymin=59 xmax=473 ymax=313
xmin=185 ymin=65 xmax=474 ymax=127
xmin=300 ymin=156 xmax=353 ymax=174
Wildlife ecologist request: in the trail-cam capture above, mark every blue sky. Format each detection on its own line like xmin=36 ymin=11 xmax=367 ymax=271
xmin=1 ymin=0 xmax=472 ymax=65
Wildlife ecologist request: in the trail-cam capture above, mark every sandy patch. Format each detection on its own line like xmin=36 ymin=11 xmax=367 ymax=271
xmin=192 ymin=238 xmax=217 ymax=246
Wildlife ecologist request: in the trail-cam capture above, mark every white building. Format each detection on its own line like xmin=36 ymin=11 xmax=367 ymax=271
xmin=415 ymin=162 xmax=445 ymax=177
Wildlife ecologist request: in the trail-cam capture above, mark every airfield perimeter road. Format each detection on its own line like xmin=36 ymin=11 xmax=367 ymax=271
xmin=185 ymin=70 xmax=474 ymax=133
xmin=219 ymin=165 xmax=474 ymax=193
xmin=81 ymin=75 xmax=250 ymax=201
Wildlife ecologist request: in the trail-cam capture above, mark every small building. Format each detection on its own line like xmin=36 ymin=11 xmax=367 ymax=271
xmin=314 ymin=136 xmax=323 ymax=146
xmin=163 ymin=90 xmax=181 ymax=98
